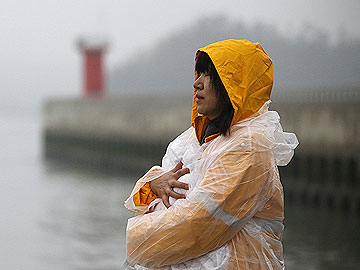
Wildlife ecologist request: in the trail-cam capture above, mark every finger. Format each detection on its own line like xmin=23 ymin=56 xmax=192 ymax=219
xmin=162 ymin=194 xmax=171 ymax=208
xmin=171 ymin=161 xmax=183 ymax=173
xmin=167 ymin=189 xmax=186 ymax=200
xmin=172 ymin=180 xmax=189 ymax=190
xmin=174 ymin=167 xmax=190 ymax=179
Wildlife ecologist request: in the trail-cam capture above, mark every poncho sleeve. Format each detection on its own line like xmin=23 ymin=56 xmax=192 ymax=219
xmin=126 ymin=146 xmax=276 ymax=268
xmin=124 ymin=166 xmax=166 ymax=216
xmin=124 ymin=128 xmax=194 ymax=216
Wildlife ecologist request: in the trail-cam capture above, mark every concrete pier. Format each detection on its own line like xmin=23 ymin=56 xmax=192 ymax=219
xmin=271 ymin=87 xmax=360 ymax=215
xmin=43 ymin=94 xmax=191 ymax=171
xmin=42 ymin=87 xmax=360 ymax=215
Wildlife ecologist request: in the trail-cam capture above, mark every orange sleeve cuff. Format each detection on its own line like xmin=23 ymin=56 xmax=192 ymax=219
xmin=133 ymin=182 xmax=158 ymax=206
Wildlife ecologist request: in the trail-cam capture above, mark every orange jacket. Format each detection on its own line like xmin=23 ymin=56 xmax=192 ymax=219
xmin=124 ymin=40 xmax=298 ymax=269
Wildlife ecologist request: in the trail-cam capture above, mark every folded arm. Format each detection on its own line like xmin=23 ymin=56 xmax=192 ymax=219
xmin=126 ymin=150 xmax=275 ymax=268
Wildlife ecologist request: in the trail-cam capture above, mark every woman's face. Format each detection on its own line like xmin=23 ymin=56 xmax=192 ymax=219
xmin=193 ymin=73 xmax=219 ymax=120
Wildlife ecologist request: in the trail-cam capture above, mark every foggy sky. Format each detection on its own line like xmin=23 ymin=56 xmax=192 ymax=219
xmin=1 ymin=0 xmax=360 ymax=109
xmin=109 ymin=16 xmax=360 ymax=96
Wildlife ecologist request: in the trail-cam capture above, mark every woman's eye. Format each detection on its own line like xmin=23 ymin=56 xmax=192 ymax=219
xmin=198 ymin=72 xmax=210 ymax=77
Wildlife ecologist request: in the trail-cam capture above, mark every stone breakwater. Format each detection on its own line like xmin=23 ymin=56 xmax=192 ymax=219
xmin=43 ymin=94 xmax=191 ymax=172
xmin=42 ymin=88 xmax=360 ymax=215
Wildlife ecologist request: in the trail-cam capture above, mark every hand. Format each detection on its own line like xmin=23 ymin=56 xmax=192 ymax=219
xmin=149 ymin=161 xmax=190 ymax=208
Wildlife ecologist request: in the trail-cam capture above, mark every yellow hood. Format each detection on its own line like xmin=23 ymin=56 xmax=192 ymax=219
xmin=191 ymin=39 xmax=273 ymax=143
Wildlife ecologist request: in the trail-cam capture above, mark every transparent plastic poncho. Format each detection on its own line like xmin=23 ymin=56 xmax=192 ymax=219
xmin=124 ymin=101 xmax=299 ymax=270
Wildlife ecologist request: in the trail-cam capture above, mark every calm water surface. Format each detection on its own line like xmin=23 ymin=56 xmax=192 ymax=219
xmin=1 ymin=109 xmax=359 ymax=269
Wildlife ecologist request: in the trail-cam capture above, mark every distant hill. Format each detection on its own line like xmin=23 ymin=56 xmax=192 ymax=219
xmin=109 ymin=16 xmax=360 ymax=95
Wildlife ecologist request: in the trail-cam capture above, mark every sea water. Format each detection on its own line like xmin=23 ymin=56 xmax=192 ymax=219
xmin=1 ymin=108 xmax=359 ymax=269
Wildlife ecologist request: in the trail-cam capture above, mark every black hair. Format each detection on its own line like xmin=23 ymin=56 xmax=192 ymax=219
xmin=195 ymin=52 xmax=234 ymax=136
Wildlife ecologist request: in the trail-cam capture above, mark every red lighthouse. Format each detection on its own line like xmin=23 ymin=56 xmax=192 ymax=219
xmin=78 ymin=37 xmax=108 ymax=97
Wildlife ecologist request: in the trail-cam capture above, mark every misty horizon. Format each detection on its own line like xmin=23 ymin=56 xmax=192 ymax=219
xmin=1 ymin=1 xmax=360 ymax=110
xmin=109 ymin=16 xmax=360 ymax=96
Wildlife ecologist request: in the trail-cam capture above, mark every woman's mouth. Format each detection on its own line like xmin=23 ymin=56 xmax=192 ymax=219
xmin=196 ymin=94 xmax=204 ymax=100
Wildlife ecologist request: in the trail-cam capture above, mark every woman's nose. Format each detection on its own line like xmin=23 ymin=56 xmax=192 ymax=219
xmin=193 ymin=74 xmax=204 ymax=90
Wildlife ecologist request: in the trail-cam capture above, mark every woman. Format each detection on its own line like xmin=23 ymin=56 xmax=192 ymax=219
xmin=124 ymin=39 xmax=298 ymax=269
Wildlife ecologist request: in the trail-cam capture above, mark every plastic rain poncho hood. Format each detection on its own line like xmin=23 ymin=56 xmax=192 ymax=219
xmin=124 ymin=39 xmax=299 ymax=270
